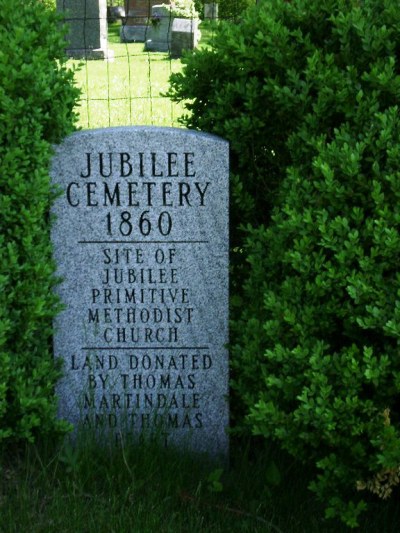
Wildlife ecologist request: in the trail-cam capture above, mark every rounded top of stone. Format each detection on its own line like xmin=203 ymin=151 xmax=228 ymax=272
xmin=152 ymin=4 xmax=173 ymax=16
xmin=55 ymin=126 xmax=228 ymax=149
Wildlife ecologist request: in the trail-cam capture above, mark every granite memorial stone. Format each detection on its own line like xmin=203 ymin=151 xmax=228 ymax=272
xmin=57 ymin=0 xmax=113 ymax=60
xmin=51 ymin=127 xmax=229 ymax=458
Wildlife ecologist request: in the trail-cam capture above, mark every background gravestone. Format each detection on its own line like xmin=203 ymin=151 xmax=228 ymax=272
xmin=144 ymin=5 xmax=173 ymax=52
xmin=204 ymin=3 xmax=218 ymax=19
xmin=144 ymin=5 xmax=199 ymax=55
xmin=121 ymin=0 xmax=161 ymax=42
xmin=107 ymin=5 xmax=126 ymax=23
xmin=57 ymin=0 xmax=113 ymax=60
xmin=170 ymin=18 xmax=199 ymax=58
xmin=51 ymin=126 xmax=229 ymax=458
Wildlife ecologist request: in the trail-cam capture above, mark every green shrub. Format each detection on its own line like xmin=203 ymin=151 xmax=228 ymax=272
xmin=0 ymin=0 xmax=79 ymax=444
xmin=170 ymin=0 xmax=400 ymax=526
xmin=170 ymin=0 xmax=200 ymax=19
xmin=39 ymin=0 xmax=56 ymax=10
xmin=169 ymin=1 xmax=301 ymax=251
xmin=157 ymin=0 xmax=200 ymax=19
xmin=218 ymin=0 xmax=255 ymax=20
xmin=193 ymin=0 xmax=253 ymax=21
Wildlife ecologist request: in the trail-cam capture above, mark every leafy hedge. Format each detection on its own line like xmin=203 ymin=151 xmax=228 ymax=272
xmin=0 ymin=0 xmax=79 ymax=443
xmin=169 ymin=0 xmax=400 ymax=526
xmin=39 ymin=0 xmax=56 ymax=9
xmin=193 ymin=0 xmax=253 ymax=20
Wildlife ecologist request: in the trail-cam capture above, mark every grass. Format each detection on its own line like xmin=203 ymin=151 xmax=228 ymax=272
xmin=0 ymin=436 xmax=338 ymax=532
xmin=71 ymin=22 xmax=190 ymax=130
xmin=2 ymin=433 xmax=400 ymax=532
xmin=71 ymin=20 xmax=222 ymax=130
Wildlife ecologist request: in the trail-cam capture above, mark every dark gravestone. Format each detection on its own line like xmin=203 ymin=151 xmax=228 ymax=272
xmin=107 ymin=5 xmax=125 ymax=23
xmin=51 ymin=126 xmax=229 ymax=458
xmin=204 ymin=3 xmax=218 ymax=19
xmin=120 ymin=0 xmax=160 ymax=43
xmin=57 ymin=0 xmax=113 ymax=60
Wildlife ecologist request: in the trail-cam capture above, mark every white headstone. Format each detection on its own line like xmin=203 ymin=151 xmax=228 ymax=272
xmin=171 ymin=18 xmax=200 ymax=58
xmin=51 ymin=126 xmax=229 ymax=458
xmin=145 ymin=5 xmax=173 ymax=52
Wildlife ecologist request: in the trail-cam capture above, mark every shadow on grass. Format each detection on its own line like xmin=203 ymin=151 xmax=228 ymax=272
xmin=2 ymin=432 xmax=400 ymax=532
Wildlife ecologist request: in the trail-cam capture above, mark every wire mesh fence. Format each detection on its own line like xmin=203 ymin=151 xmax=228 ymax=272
xmin=71 ymin=29 xmax=183 ymax=130
xmin=56 ymin=0 xmax=253 ymax=130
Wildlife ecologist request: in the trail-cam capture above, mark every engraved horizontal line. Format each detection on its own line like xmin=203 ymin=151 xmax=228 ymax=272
xmin=78 ymin=240 xmax=209 ymax=244
xmin=82 ymin=346 xmax=210 ymax=351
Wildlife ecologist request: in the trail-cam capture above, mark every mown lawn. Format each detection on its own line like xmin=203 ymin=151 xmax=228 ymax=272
xmin=70 ymin=22 xmax=190 ymax=130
